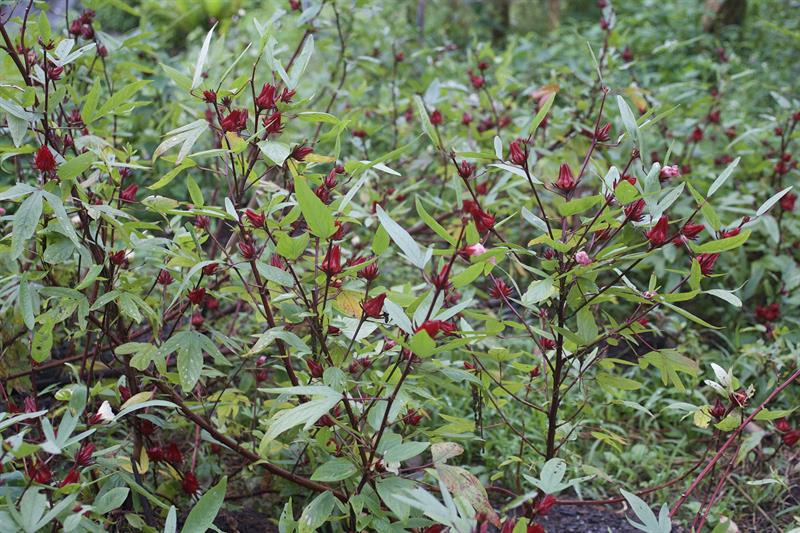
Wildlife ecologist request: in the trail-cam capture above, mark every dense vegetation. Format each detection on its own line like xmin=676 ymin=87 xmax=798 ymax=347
xmin=0 ymin=0 xmax=798 ymax=531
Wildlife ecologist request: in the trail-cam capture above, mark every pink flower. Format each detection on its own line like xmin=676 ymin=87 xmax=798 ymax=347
xmin=659 ymin=165 xmax=681 ymax=181
xmin=574 ymin=250 xmax=591 ymax=265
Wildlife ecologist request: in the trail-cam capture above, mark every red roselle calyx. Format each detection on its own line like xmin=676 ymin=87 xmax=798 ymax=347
xmin=245 ymin=209 xmax=266 ymax=227
xmin=307 ymin=359 xmax=324 ymax=378
xmin=34 ymin=145 xmax=57 ymax=172
xmin=220 ymin=109 xmax=248 ymax=132
xmin=457 ymin=160 xmax=476 ymax=179
xmin=696 ymin=253 xmax=720 ymax=275
xmin=490 ymin=278 xmax=512 ymax=299
xmin=256 ymin=83 xmax=277 ymax=109
xmin=157 ymin=269 xmax=174 ymax=285
xmin=75 ymin=441 xmax=95 ymax=466
xmin=508 ymin=139 xmax=527 ymax=166
xmin=187 ymin=287 xmax=206 ymax=305
xmin=645 ymin=216 xmax=670 ymax=246
xmin=239 ymin=241 xmax=256 ymax=260
xmin=182 ymin=472 xmax=199 ymax=494
xmin=362 ymin=293 xmax=387 ymax=318
xmin=554 ymin=163 xmax=576 ymax=193
xmin=430 ymin=109 xmax=443 ymax=125
xmin=358 ymin=261 xmax=379 ymax=281
xmin=321 ymin=245 xmax=342 ymax=276
xmin=119 ymin=184 xmax=138 ymax=202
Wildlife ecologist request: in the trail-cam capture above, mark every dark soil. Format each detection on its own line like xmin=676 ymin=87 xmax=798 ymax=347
xmin=214 ymin=509 xmax=279 ymax=533
xmin=536 ymin=505 xmax=640 ymax=532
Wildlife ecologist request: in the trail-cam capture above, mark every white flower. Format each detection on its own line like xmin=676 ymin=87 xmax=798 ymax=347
xmin=94 ymin=401 xmax=114 ymax=423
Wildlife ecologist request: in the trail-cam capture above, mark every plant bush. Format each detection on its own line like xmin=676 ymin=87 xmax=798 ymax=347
xmin=0 ymin=1 xmax=798 ymax=532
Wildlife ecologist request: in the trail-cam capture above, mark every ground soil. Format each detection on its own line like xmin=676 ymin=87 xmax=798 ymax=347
xmin=535 ymin=504 xmax=642 ymax=532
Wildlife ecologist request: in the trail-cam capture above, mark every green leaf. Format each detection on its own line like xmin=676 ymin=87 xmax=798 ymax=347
xmin=311 ymin=458 xmax=357 ymax=482
xmin=640 ymin=350 xmax=699 ymax=392
xmin=692 ymin=230 xmax=750 ymax=254
xmin=558 ymin=195 xmax=601 ymax=217
xmin=95 ymin=80 xmax=151 ymax=119
xmin=11 ymin=190 xmax=43 ymax=260
xmin=415 ymin=197 xmax=456 ymax=245
xmin=705 ymin=289 xmax=742 ymax=307
xmin=192 ymin=23 xmax=217 ymax=91
xmin=276 ymin=232 xmax=310 ymax=260
xmin=576 ymin=307 xmax=598 ymax=344
xmin=689 ymin=259 xmax=701 ymax=291
xmin=413 ymin=95 xmax=440 ymax=148
xmin=597 ymin=372 xmax=642 ymax=391
xmin=375 ymin=205 xmax=430 ymax=269
xmin=181 ymin=477 xmax=227 ymax=533
xmin=376 ymin=477 xmax=416 ymax=521
xmin=526 ymin=92 xmax=555 ymax=138
xmin=409 ymin=331 xmax=436 ymax=358
xmin=521 ymin=277 xmax=555 ymax=307
xmin=452 ymin=262 xmax=485 ymax=288
xmin=258 ymin=140 xmax=292 ymax=166
xmin=31 ymin=318 xmax=54 ymax=363
xmin=149 ymin=159 xmax=196 ymax=190
xmin=707 ymin=157 xmax=740 ymax=197
xmin=756 ymin=186 xmax=793 ymax=217
xmin=298 ymin=492 xmax=336 ymax=533
xmin=295 ymin=176 xmax=336 ymax=239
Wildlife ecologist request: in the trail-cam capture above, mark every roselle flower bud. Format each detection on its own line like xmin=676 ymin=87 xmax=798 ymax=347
xmin=462 ymin=200 xmax=480 ymax=215
xmin=624 ymin=199 xmax=646 ymax=222
xmin=755 ymin=303 xmax=780 ymax=322
xmin=477 ymin=60 xmax=489 ymax=71
xmin=47 ymin=65 xmax=64 ymax=80
xmin=191 ymin=313 xmax=204 ymax=327
xmin=59 ymin=468 xmax=79 ymax=488
xmin=139 ymin=419 xmax=156 ymax=435
xmin=780 ymin=192 xmax=797 ymax=211
xmin=244 ymin=209 xmax=266 ymax=227
xmin=783 ymin=429 xmax=800 ymax=447
xmin=358 ymin=261 xmax=379 ymax=281
xmin=80 ymin=24 xmax=94 ymax=39
xmin=262 ymin=111 xmax=283 ymax=134
xmin=460 ymin=243 xmax=486 ymax=259
xmin=119 ymin=184 xmax=138 ymax=202
xmin=63 ymin=134 xmax=73 ymax=148
xmin=327 ymin=325 xmax=341 ymax=336
xmin=540 ymin=337 xmax=556 ymax=350
xmin=75 ymin=441 xmax=95 ymax=466
xmin=202 ymin=90 xmax=217 ymax=103
xmin=97 ymin=44 xmax=108 ymax=57
xmin=164 ymin=443 xmax=183 ymax=464
xmin=574 ymin=250 xmax=592 ymax=265
xmin=461 ymin=112 xmax=473 ymax=125
xmin=362 ymin=293 xmax=387 ymax=318
xmin=621 ymin=46 xmax=633 ymax=62
xmin=157 ymin=269 xmax=174 ymax=285
xmin=468 ymin=71 xmax=485 ymax=90
xmin=645 ymin=216 xmax=669 ymax=246
xmin=429 ymin=109 xmax=443 ymax=125
xmin=775 ymin=127 xmax=783 ymax=136
xmin=707 ymin=110 xmax=721 ymax=124
xmin=187 ymin=287 xmax=206 ymax=305
xmin=324 ymin=169 xmax=338 ymax=189
xmin=279 ymin=88 xmax=296 ymax=103
xmin=720 ymin=227 xmax=740 ymax=239
xmin=710 ymin=398 xmax=726 ymax=419
xmin=535 ymin=495 xmax=557 ymax=516
xmin=696 ymin=253 xmax=719 ymax=275
xmin=508 ymin=139 xmax=527 ymax=166
xmin=659 ymin=165 xmax=681 ymax=181
xmin=774 ymin=418 xmax=791 ymax=433
xmin=555 ymin=163 xmax=576 ymax=193
xmin=471 ymin=208 xmax=495 ymax=233
xmin=220 ymin=108 xmax=248 ymax=132
xmin=543 ymin=248 xmax=555 ymax=260
xmin=490 ymin=278 xmax=512 ymax=299
xmin=315 ymin=185 xmax=331 ymax=203
xmin=182 ymin=472 xmax=199 ymax=494
xmin=403 ymin=409 xmax=423 ymax=425
xmin=307 ymin=359 xmax=324 ymax=378
xmin=321 ymin=244 xmax=342 ymax=276
xmin=394 ymin=51 xmax=404 ymax=62
xmin=147 ymin=446 xmax=164 ymax=462
xmin=118 ymin=385 xmax=131 ymax=402
xmin=474 ymin=181 xmax=488 ymax=195
xmin=725 ymin=126 xmax=736 ymax=139
xmin=202 ymin=262 xmax=218 ymax=276
xmin=463 ymin=361 xmax=475 ymax=370
xmin=590 ymin=122 xmax=611 ymax=143
xmin=34 ymin=145 xmax=57 ymax=172
xmin=529 ymin=365 xmax=541 ymax=378
xmin=690 ymin=126 xmax=703 ymax=142
xmin=29 ymin=461 xmax=52 ymax=484
xmin=682 ymin=223 xmax=705 ymax=240
xmin=352 ymin=129 xmax=367 ymax=139
xmin=416 ymin=319 xmax=444 ymax=338
xmin=599 ymin=17 xmax=610 ymax=30
xmin=69 ymin=18 xmax=82 ymax=35
xmin=291 ymin=144 xmax=314 ymax=161
xmin=431 ymin=264 xmax=451 ymax=291
xmin=239 ymin=241 xmax=256 ymax=260
xmin=255 ymin=83 xmax=276 ymax=109
xmin=457 ymin=160 xmax=476 ymax=179
xmin=194 ymin=215 xmax=211 ymax=230
xmin=109 ymin=250 xmax=127 ymax=265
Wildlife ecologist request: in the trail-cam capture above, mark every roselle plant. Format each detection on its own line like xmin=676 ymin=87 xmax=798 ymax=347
xmin=0 ymin=1 xmax=799 ymax=532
